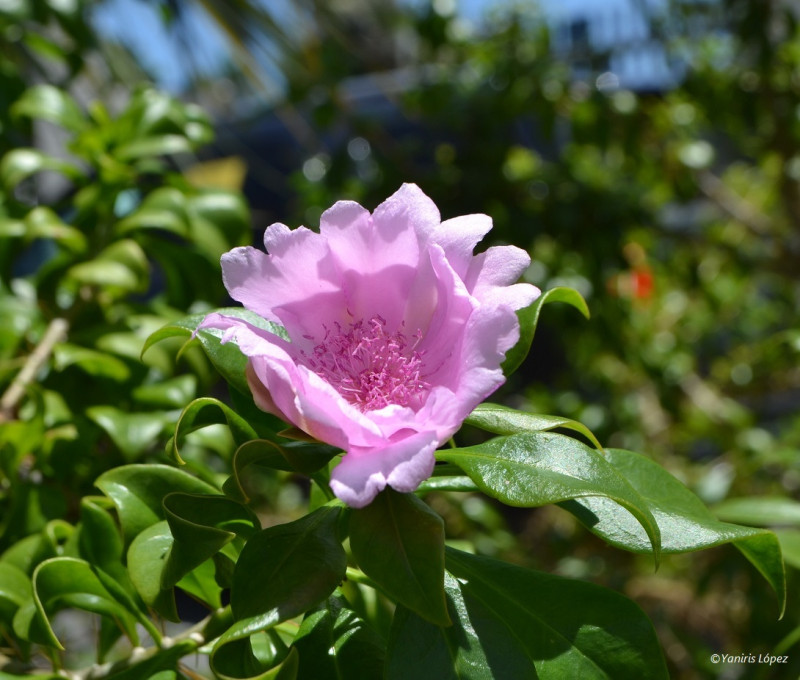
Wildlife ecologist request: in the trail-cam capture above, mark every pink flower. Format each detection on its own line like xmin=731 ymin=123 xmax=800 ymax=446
xmin=198 ymin=184 xmax=539 ymax=507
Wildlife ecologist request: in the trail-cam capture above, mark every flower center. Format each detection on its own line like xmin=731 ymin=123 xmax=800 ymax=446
xmin=300 ymin=316 xmax=429 ymax=411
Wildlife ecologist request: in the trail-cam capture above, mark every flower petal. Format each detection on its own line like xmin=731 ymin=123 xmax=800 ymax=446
xmin=432 ymin=213 xmax=493 ymax=279
xmin=329 ymin=430 xmax=438 ymax=508
xmin=465 ymin=244 xmax=538 ymax=309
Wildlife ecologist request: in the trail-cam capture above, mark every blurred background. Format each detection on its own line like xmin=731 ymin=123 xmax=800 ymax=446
xmin=2 ymin=0 xmax=800 ymax=678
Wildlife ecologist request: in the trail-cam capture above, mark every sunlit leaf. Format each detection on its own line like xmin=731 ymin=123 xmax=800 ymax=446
xmin=561 ymin=448 xmax=786 ymax=614
xmin=466 ymin=402 xmax=603 ymax=450
xmin=437 ymin=432 xmax=661 ymax=560
xmin=95 ymin=464 xmax=217 ymax=544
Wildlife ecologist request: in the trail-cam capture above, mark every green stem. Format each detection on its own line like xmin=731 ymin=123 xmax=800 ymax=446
xmin=64 ymin=606 xmax=233 ymax=680
xmin=345 ymin=566 xmax=378 ymax=589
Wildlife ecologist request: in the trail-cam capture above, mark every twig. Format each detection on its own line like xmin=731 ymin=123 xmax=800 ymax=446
xmin=0 ymin=318 xmax=68 ymax=422
xmin=696 ymin=170 xmax=773 ymax=235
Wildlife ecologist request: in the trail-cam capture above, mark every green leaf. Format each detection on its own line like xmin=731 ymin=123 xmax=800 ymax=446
xmin=502 ymin=286 xmax=590 ymax=376
xmin=211 ymin=506 xmax=347 ymax=672
xmin=0 ymin=207 xmax=86 ymax=251
xmin=437 ymin=433 xmax=661 ymax=561
xmin=126 ymin=521 xmax=179 ymax=621
xmin=212 ymin=641 xmax=299 ymax=680
xmin=12 ymin=557 xmax=139 ymax=649
xmin=712 ymin=497 xmax=800 ymax=527
xmin=416 ymin=476 xmax=478 ymax=493
xmin=141 ymin=308 xmax=286 ymax=396
xmin=161 ymin=492 xmax=259 ymax=589
xmin=293 ymin=595 xmax=385 ymax=680
xmin=466 ymin=402 xmax=603 ymax=450
xmin=774 ymin=530 xmax=800 ymax=571
xmin=0 ymin=562 xmax=31 ymax=625
xmin=115 ymin=134 xmax=194 ymax=160
xmin=0 ymin=150 xmax=82 ymax=190
xmin=66 ymin=239 xmax=149 ymax=293
xmin=76 ymin=497 xmax=130 ymax=590
xmin=132 ymin=375 xmax=198 ymax=409
xmin=116 ymin=187 xmax=190 ymax=238
xmin=561 ymin=448 xmax=786 ymax=614
xmin=187 ymin=190 xmax=250 ymax=247
xmin=95 ymin=464 xmax=217 ymax=544
xmin=52 ymin=343 xmax=131 ymax=381
xmin=224 ymin=440 xmax=338 ymax=502
xmin=87 ymin=407 xmax=169 ymax=461
xmin=170 ymin=397 xmax=258 ymax=465
xmin=176 ymin=558 xmax=223 ymax=610
xmin=386 ymin=548 xmax=668 ymax=680
xmin=231 ymin=505 xmax=346 ymax=623
xmin=11 ymin=85 xmax=87 ymax=132
xmin=349 ymin=489 xmax=450 ymax=627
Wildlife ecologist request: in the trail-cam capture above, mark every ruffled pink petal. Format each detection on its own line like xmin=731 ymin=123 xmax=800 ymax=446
xmin=320 ymin=186 xmax=427 ymax=276
xmin=198 ymin=313 xmax=385 ymax=450
xmin=411 ymin=245 xmax=476 ymax=389
xmin=452 ymin=303 xmax=520 ymax=417
xmin=369 ymin=183 xmax=440 ymax=255
xmin=464 ymin=245 xmax=538 ymax=309
xmin=432 ymin=213 xmax=493 ymax=280
xmin=329 ymin=430 xmax=438 ymax=508
xmin=221 ymin=229 xmax=344 ymax=334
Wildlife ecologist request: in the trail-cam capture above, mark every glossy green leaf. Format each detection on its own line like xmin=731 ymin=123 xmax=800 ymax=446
xmin=502 ymin=286 xmax=590 ymax=376
xmin=87 ymin=406 xmax=169 ymax=461
xmin=386 ymin=548 xmax=668 ymax=680
xmin=437 ymin=432 xmax=661 ymax=560
xmin=211 ymin=506 xmax=346 ymax=670
xmin=0 ymin=562 xmax=31 ymax=624
xmin=95 ymin=464 xmax=217 ymax=544
xmin=212 ymin=640 xmax=299 ymax=680
xmin=712 ymin=497 xmax=800 ymax=527
xmin=774 ymin=530 xmax=800 ymax=571
xmin=350 ymin=489 xmax=450 ymax=627
xmin=231 ymin=505 xmax=346 ymax=623
xmin=11 ymin=85 xmax=87 ymax=131
xmin=293 ymin=595 xmax=385 ymax=680
xmin=466 ymin=402 xmax=603 ymax=450
xmin=126 ymin=521 xmax=179 ymax=621
xmin=416 ymin=476 xmax=478 ymax=493
xmin=176 ymin=557 xmax=223 ymax=610
xmin=142 ymin=308 xmax=286 ymax=396
xmin=170 ymin=397 xmax=258 ymax=465
xmin=224 ymin=440 xmax=338 ymax=503
xmin=560 ymin=448 xmax=786 ymax=614
xmin=162 ymin=492 xmax=259 ymax=588
xmin=77 ymin=497 xmax=130 ymax=590
xmin=12 ymin=557 xmax=139 ymax=649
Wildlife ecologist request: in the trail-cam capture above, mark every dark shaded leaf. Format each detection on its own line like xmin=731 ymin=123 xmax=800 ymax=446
xmin=503 ymin=286 xmax=589 ymax=376
xmin=386 ymin=548 xmax=668 ymax=680
xmin=350 ymin=489 xmax=449 ymax=626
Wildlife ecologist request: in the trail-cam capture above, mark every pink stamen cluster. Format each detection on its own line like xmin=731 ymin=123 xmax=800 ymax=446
xmin=301 ymin=316 xmax=429 ymax=412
